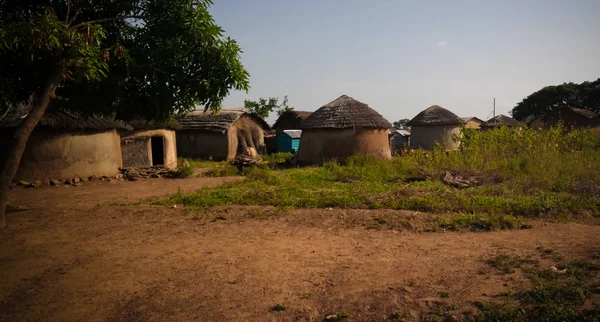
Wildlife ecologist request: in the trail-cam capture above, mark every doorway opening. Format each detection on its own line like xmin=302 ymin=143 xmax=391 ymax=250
xmin=151 ymin=136 xmax=165 ymax=166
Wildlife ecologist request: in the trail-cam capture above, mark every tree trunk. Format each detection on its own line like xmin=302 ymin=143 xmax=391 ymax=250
xmin=0 ymin=66 xmax=63 ymax=228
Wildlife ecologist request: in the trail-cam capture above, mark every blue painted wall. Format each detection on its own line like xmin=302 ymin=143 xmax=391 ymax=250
xmin=276 ymin=133 xmax=300 ymax=153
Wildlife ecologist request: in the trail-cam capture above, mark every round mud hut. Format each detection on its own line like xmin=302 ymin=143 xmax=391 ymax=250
xmin=120 ymin=120 xmax=181 ymax=170
xmin=0 ymin=105 xmax=129 ymax=183
xmin=176 ymin=109 xmax=270 ymax=160
xmin=480 ymin=114 xmax=521 ymax=130
xmin=297 ymin=95 xmax=392 ymax=165
xmin=407 ymin=105 xmax=462 ymax=150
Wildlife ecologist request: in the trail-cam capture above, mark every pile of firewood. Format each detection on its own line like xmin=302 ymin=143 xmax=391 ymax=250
xmin=120 ymin=166 xmax=177 ymax=181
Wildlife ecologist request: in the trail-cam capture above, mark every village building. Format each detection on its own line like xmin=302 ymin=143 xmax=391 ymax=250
xmin=175 ymin=109 xmax=270 ymax=160
xmin=120 ymin=120 xmax=181 ymax=170
xmin=407 ymin=105 xmax=462 ymax=150
xmin=276 ymin=130 xmax=302 ymax=153
xmin=527 ymin=106 xmax=600 ymax=129
xmin=391 ymin=128 xmax=411 ymax=151
xmin=272 ymin=110 xmax=312 ymax=133
xmin=460 ymin=117 xmax=485 ymax=129
xmin=0 ymin=105 xmax=129 ymax=182
xmin=297 ymin=95 xmax=392 ymax=165
xmin=481 ymin=114 xmax=521 ymax=130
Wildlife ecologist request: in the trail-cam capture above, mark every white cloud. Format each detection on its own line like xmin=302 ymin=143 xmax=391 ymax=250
xmin=437 ymin=40 xmax=448 ymax=48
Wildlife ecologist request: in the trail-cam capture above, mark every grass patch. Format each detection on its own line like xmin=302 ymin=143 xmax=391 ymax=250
xmin=486 ymin=253 xmax=535 ymax=273
xmin=475 ymin=258 xmax=600 ymax=321
xmin=163 ymin=127 xmax=600 ymax=224
xmin=436 ymin=213 xmax=524 ymax=232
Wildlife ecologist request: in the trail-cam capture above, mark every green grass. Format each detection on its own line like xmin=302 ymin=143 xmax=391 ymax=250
xmin=162 ymin=127 xmax=600 ymax=227
xmin=476 ymin=258 xmax=600 ymax=321
xmin=486 ymin=253 xmax=535 ymax=274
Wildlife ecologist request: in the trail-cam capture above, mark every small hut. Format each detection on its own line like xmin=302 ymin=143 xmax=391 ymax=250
xmin=297 ymin=95 xmax=392 ymax=165
xmin=120 ymin=120 xmax=181 ymax=170
xmin=392 ymin=128 xmax=411 ymax=150
xmin=407 ymin=105 xmax=462 ymax=150
xmin=276 ymin=130 xmax=301 ymax=153
xmin=175 ymin=109 xmax=270 ymax=161
xmin=527 ymin=107 xmax=599 ymax=129
xmin=272 ymin=111 xmax=312 ymax=133
xmin=0 ymin=105 xmax=129 ymax=182
xmin=460 ymin=117 xmax=485 ymax=129
xmin=481 ymin=114 xmax=521 ymax=130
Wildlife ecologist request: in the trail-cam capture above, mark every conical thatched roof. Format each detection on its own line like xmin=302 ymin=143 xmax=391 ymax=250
xmin=127 ymin=119 xmax=182 ymax=131
xmin=300 ymin=95 xmax=391 ymax=129
xmin=407 ymin=105 xmax=461 ymax=126
xmin=0 ymin=104 xmax=131 ymax=131
xmin=482 ymin=114 xmax=521 ymax=128
xmin=272 ymin=110 xmax=312 ymax=129
xmin=176 ymin=108 xmax=270 ymax=132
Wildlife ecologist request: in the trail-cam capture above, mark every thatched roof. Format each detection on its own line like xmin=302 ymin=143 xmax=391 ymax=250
xmin=272 ymin=110 xmax=312 ymax=129
xmin=300 ymin=95 xmax=391 ymax=129
xmin=570 ymin=107 xmax=599 ymax=119
xmin=460 ymin=117 xmax=485 ymax=124
xmin=0 ymin=104 xmax=131 ymax=131
xmin=176 ymin=108 xmax=270 ymax=132
xmin=407 ymin=105 xmax=462 ymax=126
xmin=127 ymin=119 xmax=182 ymax=131
xmin=482 ymin=114 xmax=521 ymax=128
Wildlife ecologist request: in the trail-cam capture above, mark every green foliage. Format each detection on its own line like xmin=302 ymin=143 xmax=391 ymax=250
xmin=244 ymin=95 xmax=293 ymax=119
xmin=175 ymin=165 xmax=194 ymax=178
xmin=261 ymin=152 xmax=294 ymax=164
xmin=436 ymin=214 xmax=524 ymax=232
xmin=511 ymin=78 xmax=600 ymax=120
xmin=1 ymin=0 xmax=249 ymax=120
xmin=392 ymin=118 xmax=411 ymax=129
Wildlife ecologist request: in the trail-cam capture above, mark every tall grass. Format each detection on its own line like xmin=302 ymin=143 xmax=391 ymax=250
xmin=161 ymin=126 xmax=600 ymax=219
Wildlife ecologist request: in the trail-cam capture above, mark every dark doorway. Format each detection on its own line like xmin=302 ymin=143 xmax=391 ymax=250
xmin=151 ymin=136 xmax=165 ymax=166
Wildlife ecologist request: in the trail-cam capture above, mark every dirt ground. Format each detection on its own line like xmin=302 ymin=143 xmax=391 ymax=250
xmin=1 ymin=177 xmax=599 ymax=321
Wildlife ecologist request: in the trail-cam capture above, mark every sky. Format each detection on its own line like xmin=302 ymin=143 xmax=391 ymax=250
xmin=210 ymin=0 xmax=600 ymax=125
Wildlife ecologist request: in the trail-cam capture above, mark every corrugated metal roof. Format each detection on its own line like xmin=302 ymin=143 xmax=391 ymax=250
xmin=282 ymin=129 xmax=302 ymax=138
xmin=394 ymin=129 xmax=411 ymax=136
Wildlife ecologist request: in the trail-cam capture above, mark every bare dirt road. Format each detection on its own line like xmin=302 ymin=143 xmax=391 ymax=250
xmin=1 ymin=177 xmax=599 ymax=321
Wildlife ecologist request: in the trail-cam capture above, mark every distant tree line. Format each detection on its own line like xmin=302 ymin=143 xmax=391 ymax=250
xmin=511 ymin=78 xmax=600 ymax=120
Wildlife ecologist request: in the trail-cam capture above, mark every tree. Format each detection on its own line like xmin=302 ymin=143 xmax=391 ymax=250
xmin=510 ymin=79 xmax=600 ymax=120
xmin=393 ymin=118 xmax=410 ymax=129
xmin=0 ymin=0 xmax=249 ymax=228
xmin=244 ymin=95 xmax=294 ymax=119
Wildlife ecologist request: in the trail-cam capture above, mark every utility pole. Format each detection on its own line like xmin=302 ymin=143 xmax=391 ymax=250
xmin=493 ymin=98 xmax=496 ymax=118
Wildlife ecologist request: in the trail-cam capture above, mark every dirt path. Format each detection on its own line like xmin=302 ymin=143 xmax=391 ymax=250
xmin=7 ymin=176 xmax=242 ymax=208
xmin=1 ymin=178 xmax=599 ymax=321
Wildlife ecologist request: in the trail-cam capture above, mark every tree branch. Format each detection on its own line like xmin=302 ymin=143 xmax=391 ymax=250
xmin=65 ymin=0 xmax=71 ymax=24
xmin=70 ymin=15 xmax=144 ymax=30
xmin=0 ymin=106 xmax=11 ymax=122
xmin=67 ymin=10 xmax=80 ymax=26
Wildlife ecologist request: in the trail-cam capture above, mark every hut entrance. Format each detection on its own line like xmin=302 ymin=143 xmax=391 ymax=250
xmin=151 ymin=136 xmax=165 ymax=166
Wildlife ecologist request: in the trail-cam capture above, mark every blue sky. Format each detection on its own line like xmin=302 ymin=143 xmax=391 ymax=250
xmin=210 ymin=0 xmax=600 ymax=125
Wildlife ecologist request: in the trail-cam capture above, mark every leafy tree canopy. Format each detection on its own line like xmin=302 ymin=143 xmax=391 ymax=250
xmin=393 ymin=118 xmax=410 ymax=129
xmin=244 ymin=95 xmax=293 ymax=119
xmin=0 ymin=0 xmax=250 ymax=227
xmin=511 ymin=79 xmax=600 ymax=121
xmin=0 ymin=0 xmax=250 ymax=120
